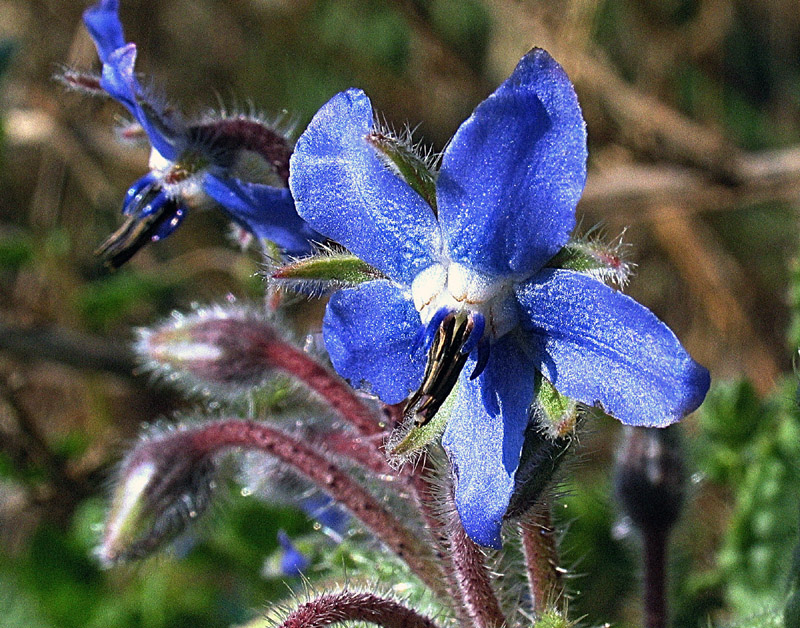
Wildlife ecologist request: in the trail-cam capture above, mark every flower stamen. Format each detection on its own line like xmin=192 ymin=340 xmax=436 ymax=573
xmin=404 ymin=310 xmax=483 ymax=426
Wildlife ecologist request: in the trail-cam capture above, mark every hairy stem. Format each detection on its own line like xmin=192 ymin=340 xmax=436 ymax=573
xmin=642 ymin=526 xmax=668 ymax=628
xmin=186 ymin=420 xmax=444 ymax=597
xmin=520 ymin=502 xmax=564 ymax=616
xmin=446 ymin=497 xmax=507 ymax=628
xmin=409 ymin=455 xmax=477 ymax=628
xmin=277 ymin=591 xmax=441 ymax=628
xmin=264 ymin=340 xmax=383 ymax=436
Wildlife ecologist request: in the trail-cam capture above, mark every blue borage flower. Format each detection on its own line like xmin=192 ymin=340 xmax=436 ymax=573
xmin=289 ymin=49 xmax=710 ymax=548
xmin=80 ymin=0 xmax=318 ymax=267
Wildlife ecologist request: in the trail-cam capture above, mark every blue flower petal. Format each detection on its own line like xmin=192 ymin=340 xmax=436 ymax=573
xmin=202 ymin=175 xmax=318 ymax=256
xmin=442 ymin=334 xmax=536 ymax=549
xmin=323 ymin=280 xmax=426 ymax=404
xmin=438 ymin=49 xmax=587 ymax=277
xmin=83 ymin=0 xmax=125 ymax=64
xmin=515 ymin=268 xmax=710 ymax=426
xmin=277 ymin=530 xmax=309 ymax=577
xmin=100 ymin=45 xmax=178 ymax=160
xmin=150 ymin=204 xmax=185 ymax=242
xmin=290 ymin=89 xmax=440 ymax=284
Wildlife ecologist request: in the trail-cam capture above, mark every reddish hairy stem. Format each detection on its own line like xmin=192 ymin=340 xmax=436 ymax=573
xmin=277 ymin=591 xmax=441 ymax=628
xmin=409 ymin=458 xmax=476 ymax=628
xmin=264 ymin=340 xmax=383 ymax=436
xmin=520 ymin=503 xmax=565 ymax=616
xmin=321 ymin=430 xmax=396 ymax=477
xmin=445 ymin=499 xmax=507 ymax=628
xmin=186 ymin=420 xmax=444 ymax=596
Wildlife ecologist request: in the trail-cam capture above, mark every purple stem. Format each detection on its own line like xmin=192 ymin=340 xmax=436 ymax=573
xmin=264 ymin=337 xmax=383 ymax=437
xmin=520 ymin=503 xmax=564 ymax=616
xmin=408 ymin=456 xmax=478 ymax=628
xmin=643 ymin=526 xmax=668 ymax=628
xmin=186 ymin=419 xmax=444 ymax=597
xmin=445 ymin=496 xmax=507 ymax=628
xmin=277 ymin=591 xmax=441 ymax=628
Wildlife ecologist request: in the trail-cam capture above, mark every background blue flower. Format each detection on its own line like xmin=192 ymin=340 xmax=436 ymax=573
xmin=290 ymin=49 xmax=710 ymax=548
xmin=81 ymin=0 xmax=318 ymax=267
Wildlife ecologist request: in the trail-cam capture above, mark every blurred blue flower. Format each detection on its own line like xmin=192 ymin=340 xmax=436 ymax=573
xmin=277 ymin=530 xmax=310 ymax=577
xmin=289 ymin=49 xmax=710 ymax=548
xmin=82 ymin=0 xmax=318 ymax=267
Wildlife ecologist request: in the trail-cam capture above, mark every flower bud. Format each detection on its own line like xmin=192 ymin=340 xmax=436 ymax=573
xmin=98 ymin=428 xmax=215 ymax=566
xmin=136 ymin=306 xmax=285 ymax=395
xmin=614 ymin=425 xmax=685 ymax=533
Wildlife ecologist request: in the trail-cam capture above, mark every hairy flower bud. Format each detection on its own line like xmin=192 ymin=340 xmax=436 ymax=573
xmin=614 ymin=425 xmax=685 ymax=533
xmin=136 ymin=306 xmax=286 ymax=395
xmin=98 ymin=428 xmax=216 ymax=566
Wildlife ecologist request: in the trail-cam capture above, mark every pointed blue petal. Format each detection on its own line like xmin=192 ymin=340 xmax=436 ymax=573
xmin=99 ymin=45 xmax=178 ymax=160
xmin=515 ymin=269 xmax=710 ymax=426
xmin=438 ymin=49 xmax=587 ymax=277
xmin=277 ymin=530 xmax=309 ymax=577
xmin=150 ymin=204 xmax=185 ymax=242
xmin=83 ymin=0 xmax=124 ymax=64
xmin=442 ymin=334 xmax=536 ymax=548
xmin=202 ymin=176 xmax=318 ymax=256
xmin=323 ymin=280 xmax=426 ymax=404
xmin=290 ymin=89 xmax=440 ymax=284
xmin=123 ymin=172 xmax=158 ymax=215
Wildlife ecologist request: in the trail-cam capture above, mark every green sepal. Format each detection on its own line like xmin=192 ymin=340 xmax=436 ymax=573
xmin=533 ymin=610 xmax=574 ymax=628
xmin=546 ymin=237 xmax=631 ymax=286
xmin=535 ymin=373 xmax=579 ymax=439
xmin=390 ymin=382 xmax=458 ymax=457
xmin=272 ymin=252 xmax=386 ymax=293
xmin=367 ymin=131 xmax=438 ymax=213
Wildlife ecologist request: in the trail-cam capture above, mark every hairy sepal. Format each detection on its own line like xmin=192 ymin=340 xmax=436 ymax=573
xmin=272 ymin=250 xmax=386 ymax=296
xmin=389 ymin=384 xmax=458 ymax=459
xmin=367 ymin=128 xmax=438 ymax=213
xmin=534 ymin=373 xmax=580 ymax=439
xmin=546 ymin=231 xmax=632 ymax=287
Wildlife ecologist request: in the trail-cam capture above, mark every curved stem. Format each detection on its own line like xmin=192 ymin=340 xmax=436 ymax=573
xmin=277 ymin=591 xmax=441 ymax=628
xmin=264 ymin=340 xmax=383 ymax=436
xmin=186 ymin=419 xmax=445 ymax=597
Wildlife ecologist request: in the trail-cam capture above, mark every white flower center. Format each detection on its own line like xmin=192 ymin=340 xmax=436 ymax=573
xmin=411 ymin=262 xmax=518 ymax=340
xmin=148 ymin=148 xmax=208 ymax=207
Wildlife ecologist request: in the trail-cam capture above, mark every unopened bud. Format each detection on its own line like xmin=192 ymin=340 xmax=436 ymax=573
xmin=137 ymin=306 xmax=287 ymax=395
xmin=614 ymin=426 xmax=684 ymax=533
xmin=98 ymin=428 xmax=215 ymax=566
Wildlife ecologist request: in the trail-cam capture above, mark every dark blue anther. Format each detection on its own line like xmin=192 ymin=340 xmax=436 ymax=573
xmin=470 ymin=336 xmax=491 ymax=380
xmin=122 ymin=172 xmax=158 ymax=215
xmin=460 ymin=312 xmax=485 ymax=356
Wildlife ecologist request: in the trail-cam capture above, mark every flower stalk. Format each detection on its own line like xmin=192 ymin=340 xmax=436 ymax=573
xmin=184 ymin=419 xmax=446 ymax=597
xmin=520 ymin=502 xmax=565 ymax=616
xmin=276 ymin=591 xmax=441 ymax=628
